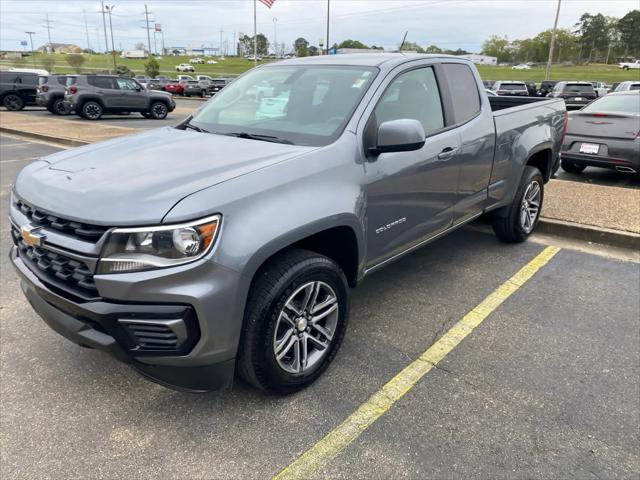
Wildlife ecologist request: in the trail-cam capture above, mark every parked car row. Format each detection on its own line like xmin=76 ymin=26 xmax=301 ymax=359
xmin=144 ymin=74 xmax=233 ymax=97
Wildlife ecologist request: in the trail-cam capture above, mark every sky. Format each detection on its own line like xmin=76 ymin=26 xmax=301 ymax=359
xmin=0 ymin=0 xmax=636 ymax=53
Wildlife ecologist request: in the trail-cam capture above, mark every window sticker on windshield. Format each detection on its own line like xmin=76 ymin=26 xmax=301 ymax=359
xmin=352 ymin=78 xmax=367 ymax=88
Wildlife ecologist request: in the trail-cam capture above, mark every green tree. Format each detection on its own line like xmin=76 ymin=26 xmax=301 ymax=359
xmin=481 ymin=35 xmax=511 ymax=63
xmin=116 ymin=65 xmax=134 ymax=76
xmin=337 ymin=39 xmax=369 ymax=49
xmin=40 ymin=55 xmax=56 ymax=72
xmin=65 ymin=54 xmax=86 ymax=73
xmin=400 ymin=41 xmax=424 ymax=53
xmin=425 ymin=45 xmax=442 ymax=53
xmin=144 ymin=57 xmax=160 ymax=77
xmin=294 ymin=37 xmax=309 ymax=56
xmin=617 ymin=10 xmax=640 ymax=58
xmin=574 ymin=13 xmax=610 ymax=62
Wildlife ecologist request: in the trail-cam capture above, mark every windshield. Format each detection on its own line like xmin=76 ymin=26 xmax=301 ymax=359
xmin=583 ymin=94 xmax=640 ymax=114
xmin=565 ymin=84 xmax=594 ymax=93
xmin=189 ymin=65 xmax=377 ymax=146
xmin=498 ymin=83 xmax=527 ymax=91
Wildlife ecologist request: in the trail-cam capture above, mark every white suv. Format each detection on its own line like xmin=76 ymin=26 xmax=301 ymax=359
xmin=175 ymin=63 xmax=195 ymax=72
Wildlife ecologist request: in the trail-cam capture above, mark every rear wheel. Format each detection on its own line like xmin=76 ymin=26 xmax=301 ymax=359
xmin=3 ymin=94 xmax=24 ymax=111
xmin=561 ymin=160 xmax=586 ymax=173
xmin=200 ymin=89 xmax=207 ymax=98
xmin=238 ymin=249 xmax=349 ymax=394
xmin=81 ymin=101 xmax=103 ymax=120
xmin=149 ymin=101 xmax=168 ymax=119
xmin=492 ymin=166 xmax=544 ymax=243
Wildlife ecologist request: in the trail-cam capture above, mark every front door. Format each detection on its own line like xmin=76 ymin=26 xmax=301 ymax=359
xmin=364 ymin=66 xmax=461 ymax=268
xmin=113 ymin=78 xmax=147 ymax=110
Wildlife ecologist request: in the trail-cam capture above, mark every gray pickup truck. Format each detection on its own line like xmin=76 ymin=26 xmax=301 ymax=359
xmin=10 ymin=54 xmax=566 ymax=394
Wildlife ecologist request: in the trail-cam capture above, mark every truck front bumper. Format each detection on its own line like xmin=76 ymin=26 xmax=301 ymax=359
xmin=10 ymin=246 xmax=242 ymax=392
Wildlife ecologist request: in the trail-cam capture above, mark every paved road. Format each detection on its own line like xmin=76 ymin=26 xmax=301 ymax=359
xmin=1 ymin=134 xmax=638 ymax=479
xmin=556 ymin=167 xmax=639 ymax=190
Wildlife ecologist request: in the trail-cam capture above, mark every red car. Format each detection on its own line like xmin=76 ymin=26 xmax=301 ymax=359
xmin=163 ymin=81 xmax=184 ymax=95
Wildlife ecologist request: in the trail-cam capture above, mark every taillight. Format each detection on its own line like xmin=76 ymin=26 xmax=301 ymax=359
xmin=561 ymin=111 xmax=569 ymax=142
xmin=41 ymin=85 xmax=49 ymax=92
xmin=592 ymin=113 xmax=608 ymax=117
xmin=68 ymin=86 xmax=77 ymax=94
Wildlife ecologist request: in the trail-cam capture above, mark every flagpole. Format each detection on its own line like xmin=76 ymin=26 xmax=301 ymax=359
xmin=253 ymin=0 xmax=258 ymax=67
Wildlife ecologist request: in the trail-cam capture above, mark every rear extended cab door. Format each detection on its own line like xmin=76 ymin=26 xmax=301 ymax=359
xmin=437 ymin=62 xmax=496 ymax=225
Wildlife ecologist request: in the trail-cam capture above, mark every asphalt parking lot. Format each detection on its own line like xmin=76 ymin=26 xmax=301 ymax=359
xmin=7 ymin=97 xmax=204 ymax=130
xmin=1 ymin=134 xmax=639 ymax=479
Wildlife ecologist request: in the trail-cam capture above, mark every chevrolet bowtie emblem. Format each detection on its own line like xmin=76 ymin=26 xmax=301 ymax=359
xmin=21 ymin=225 xmax=46 ymax=247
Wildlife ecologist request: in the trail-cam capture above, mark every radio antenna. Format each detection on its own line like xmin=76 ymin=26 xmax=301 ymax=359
xmin=399 ymin=30 xmax=408 ymax=53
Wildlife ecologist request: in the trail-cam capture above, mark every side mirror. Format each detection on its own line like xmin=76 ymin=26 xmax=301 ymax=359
xmin=370 ymin=119 xmax=426 ymax=155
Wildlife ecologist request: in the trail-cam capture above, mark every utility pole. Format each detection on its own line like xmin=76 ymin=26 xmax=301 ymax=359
xmin=253 ymin=0 xmax=257 ymax=67
xmin=326 ymin=0 xmax=330 ymax=55
xmin=219 ymin=27 xmax=224 ymax=57
xmin=161 ymin=31 xmax=165 ymax=55
xmin=83 ymin=10 xmax=92 ymax=52
xmin=144 ymin=4 xmax=152 ymax=54
xmin=105 ymin=5 xmax=117 ymax=72
xmin=273 ymin=17 xmax=277 ymax=57
xmin=44 ymin=14 xmax=53 ymax=52
xmin=101 ymin=1 xmax=109 ymax=59
xmin=544 ymin=0 xmax=561 ymax=80
xmin=25 ymin=31 xmax=36 ymax=68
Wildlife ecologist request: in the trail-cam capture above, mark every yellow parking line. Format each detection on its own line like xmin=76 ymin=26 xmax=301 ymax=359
xmin=273 ymin=246 xmax=561 ymax=480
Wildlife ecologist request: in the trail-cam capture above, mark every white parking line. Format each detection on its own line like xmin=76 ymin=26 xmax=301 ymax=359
xmin=0 ymin=142 xmax=28 ymax=148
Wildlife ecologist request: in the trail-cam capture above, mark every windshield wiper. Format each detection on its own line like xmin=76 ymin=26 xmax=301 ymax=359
xmin=225 ymin=132 xmax=294 ymax=145
xmin=183 ymin=121 xmax=209 ymax=133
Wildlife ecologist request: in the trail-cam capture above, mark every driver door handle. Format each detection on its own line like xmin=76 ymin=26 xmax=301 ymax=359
xmin=437 ymin=147 xmax=458 ymax=160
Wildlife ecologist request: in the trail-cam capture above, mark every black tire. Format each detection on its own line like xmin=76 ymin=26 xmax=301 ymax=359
xmin=623 ymin=66 xmax=629 ymax=71
xmin=140 ymin=112 xmax=152 ymax=118
xmin=51 ymin=98 xmax=69 ymax=115
xmin=200 ymin=90 xmax=206 ymax=98
xmin=3 ymin=94 xmax=24 ymax=111
xmin=237 ymin=249 xmax=349 ymax=394
xmin=81 ymin=101 xmax=103 ymax=120
xmin=149 ymin=101 xmax=168 ymax=119
xmin=492 ymin=166 xmax=544 ymax=243
xmin=561 ymin=160 xmax=586 ymax=173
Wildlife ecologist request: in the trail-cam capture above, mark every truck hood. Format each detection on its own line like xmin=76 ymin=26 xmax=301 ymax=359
xmin=15 ymin=127 xmax=314 ymax=225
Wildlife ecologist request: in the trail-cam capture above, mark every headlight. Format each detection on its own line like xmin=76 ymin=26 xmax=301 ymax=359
xmin=97 ymin=215 xmax=221 ymax=274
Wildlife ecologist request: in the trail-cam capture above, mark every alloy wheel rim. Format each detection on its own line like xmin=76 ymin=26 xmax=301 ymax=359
xmin=520 ymin=180 xmax=541 ymax=234
xmin=85 ymin=104 xmax=100 ymax=118
xmin=153 ymin=104 xmax=167 ymax=117
xmin=273 ymin=281 xmax=339 ymax=374
xmin=6 ymin=95 xmax=20 ymax=110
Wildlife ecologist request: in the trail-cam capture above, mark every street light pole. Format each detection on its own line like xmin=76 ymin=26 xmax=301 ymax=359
xmin=544 ymin=0 xmax=561 ymax=81
xmin=25 ymin=31 xmax=36 ymax=68
xmin=326 ymin=0 xmax=330 ymax=55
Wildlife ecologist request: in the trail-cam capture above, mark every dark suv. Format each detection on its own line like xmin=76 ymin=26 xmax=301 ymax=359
xmin=64 ymin=75 xmax=176 ymax=120
xmin=548 ymin=81 xmax=597 ymax=109
xmin=0 ymin=71 xmax=38 ymax=111
xmin=37 ymin=75 xmax=69 ymax=115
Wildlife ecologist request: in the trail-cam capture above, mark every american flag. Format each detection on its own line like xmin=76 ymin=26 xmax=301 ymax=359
xmin=259 ymin=0 xmax=275 ymax=8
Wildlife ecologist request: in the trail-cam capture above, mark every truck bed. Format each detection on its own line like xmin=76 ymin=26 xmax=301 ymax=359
xmin=488 ymin=95 xmax=558 ymax=112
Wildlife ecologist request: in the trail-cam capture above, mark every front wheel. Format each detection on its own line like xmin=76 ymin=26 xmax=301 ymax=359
xmin=149 ymin=101 xmax=168 ymax=119
xmin=561 ymin=160 xmax=586 ymax=173
xmin=51 ymin=98 xmax=70 ymax=115
xmin=492 ymin=166 xmax=544 ymax=243
xmin=238 ymin=249 xmax=349 ymax=394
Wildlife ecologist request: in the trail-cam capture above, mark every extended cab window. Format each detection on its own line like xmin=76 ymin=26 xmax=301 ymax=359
xmin=373 ymin=67 xmax=444 ymax=135
xmin=442 ymin=63 xmax=481 ymax=124
xmin=88 ymin=77 xmax=115 ymax=89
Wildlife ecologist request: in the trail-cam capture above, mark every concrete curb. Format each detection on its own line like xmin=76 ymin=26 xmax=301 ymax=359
xmin=537 ymin=217 xmax=640 ymax=250
xmin=0 ymin=127 xmax=90 ymax=147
